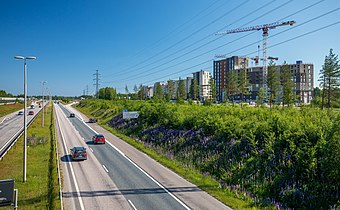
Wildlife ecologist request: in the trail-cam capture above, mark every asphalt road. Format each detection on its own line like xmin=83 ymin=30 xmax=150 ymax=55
xmin=0 ymin=105 xmax=40 ymax=158
xmin=56 ymin=103 xmax=233 ymax=210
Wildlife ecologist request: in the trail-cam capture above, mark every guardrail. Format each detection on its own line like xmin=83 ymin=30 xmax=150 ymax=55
xmin=0 ymin=108 xmax=42 ymax=160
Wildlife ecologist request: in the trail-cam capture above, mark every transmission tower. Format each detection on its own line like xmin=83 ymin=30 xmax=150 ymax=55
xmin=93 ymin=70 xmax=100 ymax=98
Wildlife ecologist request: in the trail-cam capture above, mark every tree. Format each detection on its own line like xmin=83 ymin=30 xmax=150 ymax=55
xmin=226 ymin=69 xmax=238 ymax=103
xmin=125 ymin=85 xmax=129 ymax=94
xmin=166 ymin=80 xmax=175 ymax=100
xmin=177 ymin=79 xmax=186 ymax=100
xmin=189 ymin=78 xmax=199 ymax=100
xmin=137 ymin=84 xmax=145 ymax=100
xmin=98 ymin=87 xmax=116 ymax=100
xmin=133 ymin=85 xmax=138 ymax=93
xmin=257 ymin=87 xmax=266 ymax=106
xmin=281 ymin=62 xmax=295 ymax=106
xmin=154 ymin=82 xmax=164 ymax=100
xmin=267 ymin=60 xmax=280 ymax=107
xmin=319 ymin=49 xmax=340 ymax=109
xmin=209 ymin=78 xmax=216 ymax=102
xmin=238 ymin=68 xmax=251 ymax=106
xmin=0 ymin=90 xmax=13 ymax=97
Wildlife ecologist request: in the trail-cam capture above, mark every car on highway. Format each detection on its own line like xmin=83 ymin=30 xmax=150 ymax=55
xmin=92 ymin=134 xmax=106 ymax=144
xmin=28 ymin=110 xmax=34 ymax=115
xmin=70 ymin=147 xmax=87 ymax=160
xmin=30 ymin=105 xmax=34 ymax=109
xmin=89 ymin=118 xmax=97 ymax=123
xmin=18 ymin=111 xmax=24 ymax=115
xmin=69 ymin=113 xmax=75 ymax=118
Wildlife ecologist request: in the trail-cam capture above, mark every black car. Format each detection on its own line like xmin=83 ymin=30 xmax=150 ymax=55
xmin=69 ymin=113 xmax=75 ymax=118
xmin=70 ymin=147 xmax=87 ymax=160
xmin=89 ymin=118 xmax=97 ymax=123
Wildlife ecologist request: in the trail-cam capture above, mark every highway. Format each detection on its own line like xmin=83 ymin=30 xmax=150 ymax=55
xmin=56 ymin=103 xmax=232 ymax=210
xmin=0 ymin=105 xmax=41 ymax=159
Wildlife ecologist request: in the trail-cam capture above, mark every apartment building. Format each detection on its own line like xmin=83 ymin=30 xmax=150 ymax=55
xmin=213 ymin=56 xmax=248 ymax=101
xmin=214 ymin=56 xmax=314 ymax=104
xmin=193 ymin=70 xmax=212 ymax=101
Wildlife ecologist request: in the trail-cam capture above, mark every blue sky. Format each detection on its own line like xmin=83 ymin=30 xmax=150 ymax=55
xmin=0 ymin=0 xmax=339 ymax=96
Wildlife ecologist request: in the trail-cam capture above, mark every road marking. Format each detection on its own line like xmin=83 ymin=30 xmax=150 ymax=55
xmin=106 ymin=139 xmax=190 ymax=209
xmin=80 ymin=114 xmax=190 ymax=209
xmin=56 ymin=106 xmax=85 ymax=210
xmin=128 ymin=200 xmax=137 ymax=210
xmin=90 ymin=147 xmax=93 ymax=152
xmin=102 ymin=164 xmax=109 ymax=173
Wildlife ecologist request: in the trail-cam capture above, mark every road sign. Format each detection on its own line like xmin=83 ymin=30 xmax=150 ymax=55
xmin=0 ymin=179 xmax=14 ymax=207
xmin=122 ymin=111 xmax=139 ymax=119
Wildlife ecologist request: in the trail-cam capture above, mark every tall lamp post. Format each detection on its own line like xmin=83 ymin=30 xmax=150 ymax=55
xmin=41 ymin=81 xmax=47 ymax=128
xmin=15 ymin=55 xmax=36 ymax=182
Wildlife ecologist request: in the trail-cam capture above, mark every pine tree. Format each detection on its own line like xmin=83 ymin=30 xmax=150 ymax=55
xmin=209 ymin=78 xmax=216 ymax=102
xmin=257 ymin=87 xmax=266 ymax=106
xmin=226 ymin=69 xmax=238 ymax=103
xmin=238 ymin=67 xmax=251 ymax=106
xmin=319 ymin=49 xmax=340 ymax=109
xmin=281 ymin=62 xmax=295 ymax=106
xmin=178 ymin=79 xmax=186 ymax=100
xmin=189 ymin=78 xmax=199 ymax=100
xmin=166 ymin=80 xmax=175 ymax=100
xmin=267 ymin=60 xmax=280 ymax=107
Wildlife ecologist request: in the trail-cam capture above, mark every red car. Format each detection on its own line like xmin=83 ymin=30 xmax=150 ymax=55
xmin=92 ymin=134 xmax=106 ymax=144
xmin=28 ymin=110 xmax=34 ymax=115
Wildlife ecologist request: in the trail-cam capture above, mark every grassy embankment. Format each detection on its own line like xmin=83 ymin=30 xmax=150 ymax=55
xmin=75 ymin=102 xmax=258 ymax=210
xmin=0 ymin=103 xmax=61 ymax=210
xmin=0 ymin=103 xmax=23 ymax=118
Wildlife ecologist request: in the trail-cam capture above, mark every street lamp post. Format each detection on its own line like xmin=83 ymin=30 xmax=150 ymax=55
xmin=15 ymin=55 xmax=36 ymax=182
xmin=41 ymin=81 xmax=47 ymax=128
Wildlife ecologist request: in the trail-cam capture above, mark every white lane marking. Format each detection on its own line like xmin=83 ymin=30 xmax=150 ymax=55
xmin=90 ymin=147 xmax=93 ymax=152
xmin=128 ymin=200 xmax=137 ymax=210
xmin=79 ymin=114 xmax=190 ymax=209
xmin=102 ymin=164 xmax=109 ymax=173
xmin=56 ymin=106 xmax=85 ymax=210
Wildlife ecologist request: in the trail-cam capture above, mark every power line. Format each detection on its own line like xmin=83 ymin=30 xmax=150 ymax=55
xmin=101 ymin=0 xmax=226 ymax=78
xmin=102 ymin=0 xmax=251 ymax=78
xmin=114 ymin=11 xmax=340 ymax=90
xmin=104 ymin=0 xmax=293 ymax=83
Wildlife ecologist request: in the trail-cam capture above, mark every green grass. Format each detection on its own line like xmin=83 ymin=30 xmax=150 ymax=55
xmin=0 ymin=103 xmax=23 ymax=118
xmin=0 ymin=103 xmax=61 ymax=210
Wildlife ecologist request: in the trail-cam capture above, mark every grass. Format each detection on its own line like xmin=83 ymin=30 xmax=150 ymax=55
xmin=75 ymin=105 xmax=260 ymax=210
xmin=0 ymin=103 xmax=23 ymax=118
xmin=0 ymin=103 xmax=61 ymax=210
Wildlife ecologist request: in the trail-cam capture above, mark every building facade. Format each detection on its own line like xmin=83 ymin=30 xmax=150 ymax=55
xmin=214 ymin=56 xmax=314 ymax=104
xmin=193 ymin=70 xmax=212 ymax=101
xmin=213 ymin=56 xmax=248 ymax=101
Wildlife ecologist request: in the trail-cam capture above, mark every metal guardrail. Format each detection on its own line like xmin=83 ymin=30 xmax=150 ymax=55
xmin=0 ymin=108 xmax=42 ymax=160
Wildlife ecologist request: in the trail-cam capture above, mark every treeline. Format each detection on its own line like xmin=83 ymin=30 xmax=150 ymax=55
xmin=0 ymin=90 xmax=14 ymax=97
xmin=77 ymin=99 xmax=340 ymax=209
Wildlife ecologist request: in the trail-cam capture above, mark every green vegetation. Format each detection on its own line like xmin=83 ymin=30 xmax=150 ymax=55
xmin=0 ymin=103 xmax=23 ymax=118
xmin=75 ymin=99 xmax=340 ymax=209
xmin=0 ymin=90 xmax=14 ymax=97
xmin=0 ymin=103 xmax=61 ymax=209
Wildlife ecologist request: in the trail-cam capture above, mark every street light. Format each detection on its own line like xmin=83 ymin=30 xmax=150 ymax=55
xmin=15 ymin=55 xmax=36 ymax=182
xmin=41 ymin=81 xmax=47 ymax=128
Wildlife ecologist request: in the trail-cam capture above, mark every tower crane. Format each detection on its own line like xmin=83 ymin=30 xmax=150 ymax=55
xmin=216 ymin=20 xmax=295 ymax=91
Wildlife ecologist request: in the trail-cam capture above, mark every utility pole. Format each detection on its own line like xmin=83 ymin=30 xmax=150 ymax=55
xmin=93 ymin=70 xmax=100 ymax=98
xmin=86 ymin=85 xmax=89 ymax=96
xmin=41 ymin=81 xmax=47 ymax=128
